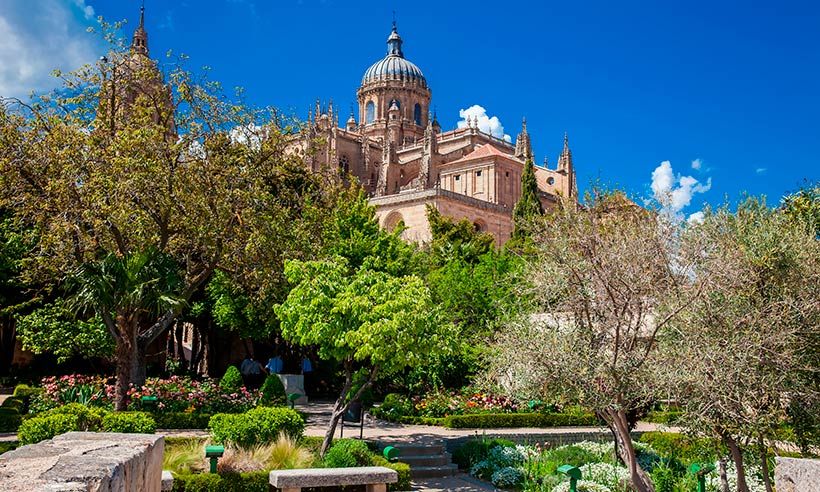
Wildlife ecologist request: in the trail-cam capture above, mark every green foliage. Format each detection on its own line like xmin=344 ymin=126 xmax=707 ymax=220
xmin=425 ymin=205 xmax=494 ymax=265
xmin=443 ymin=412 xmax=600 ymax=429
xmin=259 ymin=374 xmax=286 ymax=406
xmin=638 ymin=432 xmax=717 ymax=465
xmin=15 ymin=300 xmax=114 ymax=362
xmin=0 ymin=407 xmax=22 ymax=432
xmin=13 ymin=383 xmax=43 ymax=400
xmin=0 ymin=441 xmax=17 ymax=455
xmin=645 ymin=410 xmax=683 ymax=425
xmin=781 ymin=182 xmax=820 ymax=236
xmin=322 ymin=438 xmax=372 ymax=467
xmin=170 ymin=471 xmax=270 ymax=492
xmin=512 ymin=158 xmax=544 ymax=240
xmin=208 ymin=407 xmax=305 ymax=448
xmin=39 ymin=403 xmax=107 ymax=431
xmin=371 ymin=455 xmax=412 ymax=491
xmin=219 ymin=365 xmax=243 ymax=393
xmin=452 ymin=437 xmax=515 ymax=469
xmin=101 ymin=411 xmax=156 ymax=433
xmin=152 ymin=412 xmax=212 ymax=430
xmin=374 ymin=393 xmax=413 ymax=420
xmin=1 ymin=396 xmax=24 ymax=412
xmin=17 ymin=414 xmax=79 ymax=445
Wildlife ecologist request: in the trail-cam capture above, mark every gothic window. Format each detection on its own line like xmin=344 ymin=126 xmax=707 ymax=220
xmin=339 ymin=155 xmax=350 ymax=173
xmin=476 ymin=170 xmax=482 ymax=177
xmin=454 ymin=175 xmax=460 ymax=181
xmin=365 ymin=101 xmax=375 ymax=124
xmin=414 ymin=103 xmax=422 ymax=125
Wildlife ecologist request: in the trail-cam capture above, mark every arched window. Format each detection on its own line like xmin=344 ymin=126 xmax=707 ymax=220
xmin=383 ymin=211 xmax=404 ymax=231
xmin=365 ymin=101 xmax=375 ymax=124
xmin=414 ymin=103 xmax=422 ymax=125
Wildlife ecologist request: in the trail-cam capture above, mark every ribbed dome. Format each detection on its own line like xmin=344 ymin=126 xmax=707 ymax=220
xmin=361 ymin=23 xmax=426 ymax=87
xmin=362 ymin=56 xmax=426 ymax=85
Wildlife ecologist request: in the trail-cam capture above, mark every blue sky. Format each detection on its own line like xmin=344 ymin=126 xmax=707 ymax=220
xmin=2 ymin=1 xmax=818 ymax=220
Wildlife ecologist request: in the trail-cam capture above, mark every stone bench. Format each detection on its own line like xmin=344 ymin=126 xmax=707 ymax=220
xmin=269 ymin=466 xmax=398 ymax=492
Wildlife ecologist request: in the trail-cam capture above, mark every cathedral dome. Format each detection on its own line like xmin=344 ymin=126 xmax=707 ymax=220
xmin=361 ymin=23 xmax=426 ymax=87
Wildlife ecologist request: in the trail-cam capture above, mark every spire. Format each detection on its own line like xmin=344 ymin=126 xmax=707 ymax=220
xmin=514 ymin=117 xmax=532 ymax=161
xmin=131 ymin=2 xmax=149 ymax=56
xmin=386 ymin=19 xmax=404 ymax=57
xmin=558 ymin=132 xmax=572 ymax=171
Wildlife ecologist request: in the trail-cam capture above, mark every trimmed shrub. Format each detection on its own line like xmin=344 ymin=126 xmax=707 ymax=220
xmin=645 ymin=410 xmax=683 ymax=425
xmin=170 ymin=471 xmax=269 ymax=492
xmin=0 ymin=407 xmax=22 ymax=432
xmin=18 ymin=414 xmax=79 ymax=445
xmin=0 ymin=441 xmax=18 ymax=455
xmin=102 ymin=411 xmax=156 ymax=433
xmin=209 ymin=407 xmax=304 ymax=448
xmin=443 ymin=412 xmax=600 ymax=429
xmin=13 ymin=384 xmax=43 ymax=400
xmin=153 ymin=412 xmax=212 ymax=430
xmin=258 ymin=375 xmax=286 ymax=406
xmin=372 ymin=455 xmax=412 ymax=491
xmin=219 ymin=366 xmax=243 ymax=393
xmin=638 ymin=432 xmax=717 ymax=465
xmin=1 ymin=397 xmax=25 ymax=412
xmin=322 ymin=438 xmax=372 ymax=468
xmin=371 ymin=393 xmax=413 ymax=421
xmin=39 ymin=403 xmax=107 ymax=431
xmin=452 ymin=437 xmax=515 ymax=469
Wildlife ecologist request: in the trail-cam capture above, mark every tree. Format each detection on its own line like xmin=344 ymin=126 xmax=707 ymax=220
xmin=512 ymin=158 xmax=544 ymax=240
xmin=275 ymin=191 xmax=454 ymax=455
xmin=489 ymin=191 xmax=698 ymax=492
xmin=667 ymin=198 xmax=820 ymax=492
xmin=0 ymin=212 xmax=36 ymax=374
xmin=781 ymin=181 xmax=819 ymax=236
xmin=0 ymin=39 xmax=309 ymax=408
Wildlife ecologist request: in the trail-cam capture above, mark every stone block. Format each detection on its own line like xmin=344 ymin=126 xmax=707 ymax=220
xmin=269 ymin=466 xmax=398 ymax=489
xmin=775 ymin=457 xmax=820 ymax=492
xmin=0 ymin=431 xmax=164 ymax=492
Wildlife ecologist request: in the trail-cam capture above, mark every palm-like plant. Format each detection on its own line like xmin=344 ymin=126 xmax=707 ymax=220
xmin=68 ymin=247 xmax=184 ymax=409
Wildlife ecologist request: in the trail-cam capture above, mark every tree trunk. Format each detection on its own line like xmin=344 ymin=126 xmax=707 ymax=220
xmin=718 ymin=457 xmax=730 ymax=492
xmin=114 ymin=313 xmax=137 ymax=411
xmin=758 ymin=438 xmax=773 ymax=492
xmin=606 ymin=408 xmax=655 ymax=492
xmin=721 ymin=433 xmax=750 ymax=492
xmin=319 ymin=363 xmax=379 ymax=457
xmin=175 ymin=323 xmax=187 ymax=371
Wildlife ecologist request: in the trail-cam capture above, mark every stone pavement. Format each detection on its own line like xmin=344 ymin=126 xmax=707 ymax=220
xmin=412 ymin=474 xmax=496 ymax=491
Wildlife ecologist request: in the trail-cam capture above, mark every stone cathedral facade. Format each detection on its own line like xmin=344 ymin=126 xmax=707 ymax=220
xmin=290 ymin=22 xmax=578 ymax=244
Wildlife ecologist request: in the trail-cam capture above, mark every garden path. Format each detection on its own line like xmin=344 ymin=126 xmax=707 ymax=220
xmin=411 ymin=474 xmax=496 ymax=491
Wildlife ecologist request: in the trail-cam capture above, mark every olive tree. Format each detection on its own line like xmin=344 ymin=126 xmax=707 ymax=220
xmin=488 ymin=192 xmax=700 ymax=492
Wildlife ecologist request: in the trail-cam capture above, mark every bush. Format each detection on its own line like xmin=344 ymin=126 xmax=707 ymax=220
xmin=258 ymin=375 xmax=286 ymax=406
xmin=1 ymin=396 xmax=25 ymax=412
xmin=0 ymin=441 xmax=18 ymax=455
xmin=39 ymin=403 xmax=107 ymax=431
xmin=452 ymin=437 xmax=515 ymax=469
xmin=645 ymin=410 xmax=683 ymax=425
xmin=209 ymin=407 xmax=304 ymax=448
xmin=18 ymin=414 xmax=79 ymax=445
xmin=220 ymin=366 xmax=243 ymax=393
xmin=170 ymin=471 xmax=269 ymax=492
xmin=372 ymin=393 xmax=414 ymax=420
xmin=0 ymin=407 xmax=22 ymax=432
xmin=322 ymin=438 xmax=372 ymax=468
xmin=13 ymin=383 xmax=43 ymax=400
xmin=102 ymin=411 xmax=156 ymax=433
xmin=638 ymin=432 xmax=717 ymax=465
xmin=152 ymin=412 xmax=212 ymax=429
xmin=372 ymin=455 xmax=412 ymax=491
xmin=443 ymin=412 xmax=600 ymax=429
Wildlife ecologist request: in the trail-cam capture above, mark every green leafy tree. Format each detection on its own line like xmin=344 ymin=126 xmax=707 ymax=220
xmin=781 ymin=181 xmax=819 ymax=236
xmin=426 ymin=205 xmax=494 ymax=265
xmin=0 ymin=35 xmax=311 ymax=408
xmin=275 ymin=192 xmax=454 ymax=455
xmin=0 ymin=212 xmax=36 ymax=374
xmin=511 ymin=158 xmax=544 ymax=240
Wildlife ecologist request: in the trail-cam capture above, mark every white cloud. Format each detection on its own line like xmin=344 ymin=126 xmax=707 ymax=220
xmin=687 ymin=211 xmax=705 ymax=224
xmin=756 ymin=167 xmax=767 ymax=174
xmin=72 ymin=0 xmax=95 ymax=20
xmin=691 ymin=158 xmax=702 ymax=170
xmin=456 ymin=104 xmax=511 ymax=142
xmin=0 ymin=1 xmax=99 ymax=99
xmin=650 ymin=160 xmax=712 ymax=219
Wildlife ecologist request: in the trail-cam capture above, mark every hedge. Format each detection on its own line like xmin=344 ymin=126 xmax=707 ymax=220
xmin=442 ymin=412 xmax=601 ymax=429
xmin=102 ymin=411 xmax=156 ymax=434
xmin=18 ymin=414 xmax=79 ymax=445
xmin=171 ymin=471 xmax=269 ymax=492
xmin=0 ymin=441 xmax=18 ymax=455
xmin=644 ymin=410 xmax=683 ymax=425
xmin=209 ymin=407 xmax=305 ymax=447
xmin=372 ymin=455 xmax=412 ymax=491
xmin=638 ymin=431 xmax=718 ymax=465
xmin=0 ymin=407 xmax=23 ymax=432
xmin=152 ymin=412 xmax=212 ymax=430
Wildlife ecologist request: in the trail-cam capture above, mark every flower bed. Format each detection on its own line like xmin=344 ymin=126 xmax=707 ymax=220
xmin=32 ymin=374 xmax=256 ymax=415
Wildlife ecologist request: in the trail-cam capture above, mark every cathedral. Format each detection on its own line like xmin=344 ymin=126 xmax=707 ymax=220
xmin=290 ymin=21 xmax=578 ymax=244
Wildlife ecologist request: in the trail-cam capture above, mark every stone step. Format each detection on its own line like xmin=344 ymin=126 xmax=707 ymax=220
xmin=397 ymin=453 xmax=452 ymax=467
xmin=379 ymin=443 xmax=445 ymax=456
xmin=409 ymin=464 xmax=459 ymax=479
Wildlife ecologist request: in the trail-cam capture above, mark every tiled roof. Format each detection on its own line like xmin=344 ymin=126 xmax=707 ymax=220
xmin=447 ymin=144 xmax=519 ymax=165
